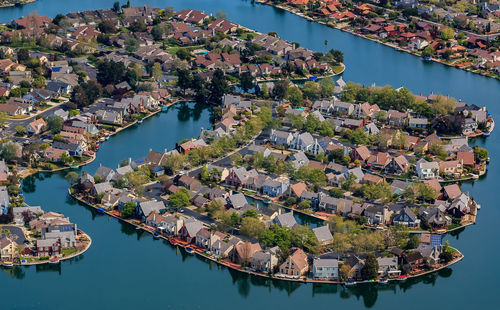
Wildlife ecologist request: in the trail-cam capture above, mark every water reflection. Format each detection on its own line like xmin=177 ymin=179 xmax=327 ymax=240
xmin=35 ymin=262 xmax=62 ymax=275
xmin=0 ymin=266 xmax=26 ymax=279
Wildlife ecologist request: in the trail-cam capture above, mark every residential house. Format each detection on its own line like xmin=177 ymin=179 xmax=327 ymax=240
xmin=393 ymin=207 xmax=421 ymax=227
xmin=377 ymin=257 xmax=401 ymax=276
xmin=273 ymin=212 xmax=298 ymax=228
xmin=384 ymin=155 xmax=410 ymax=175
xmin=26 ymin=118 xmax=47 ymax=135
xmin=178 ymin=219 xmax=204 ymax=243
xmin=312 ymin=225 xmax=333 ymax=246
xmin=312 ymin=258 xmax=339 ymax=280
xmin=136 ymin=200 xmax=165 ymax=221
xmin=278 ymin=248 xmax=309 ymax=278
xmin=251 ymin=247 xmax=279 ymax=273
xmin=229 ymin=241 xmax=262 ymax=265
xmin=262 ymin=177 xmax=289 ymax=197
xmin=416 ymin=159 xmax=439 ymax=179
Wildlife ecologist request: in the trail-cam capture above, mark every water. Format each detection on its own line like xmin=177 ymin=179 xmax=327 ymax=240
xmin=1 ymin=1 xmax=499 ymax=309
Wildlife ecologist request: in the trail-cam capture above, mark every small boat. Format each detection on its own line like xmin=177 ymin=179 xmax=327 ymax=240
xmin=137 ymin=119 xmax=144 ymax=124
xmin=169 ymin=239 xmax=177 ymax=246
xmin=96 ymin=208 xmax=105 ymax=214
xmin=397 ymin=275 xmax=407 ymax=281
xmin=161 ymin=106 xmax=168 ymax=111
xmin=378 ymin=278 xmax=388 ymax=284
xmin=104 ymin=134 xmax=110 ymax=140
xmin=15 ymin=3 xmax=22 ymax=7
xmin=185 ymin=246 xmax=194 ymax=254
xmin=153 ymin=232 xmax=160 ymax=239
xmin=99 ymin=137 xmax=105 ymax=142
xmin=2 ymin=261 xmax=13 ymax=267
xmin=95 ymin=144 xmax=99 ymax=151
xmin=483 ymin=131 xmax=491 ymax=136
xmin=424 ymin=56 xmax=431 ymax=61
xmin=345 ymin=279 xmax=356 ymax=286
xmin=49 ymin=258 xmax=60 ymax=264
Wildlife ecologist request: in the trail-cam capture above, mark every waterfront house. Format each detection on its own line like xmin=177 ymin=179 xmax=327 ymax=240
xmin=403 ymin=251 xmax=424 ymax=268
xmin=250 ymin=247 xmax=279 ymax=273
xmin=211 ymin=236 xmax=242 ymax=258
xmin=312 ymin=258 xmax=339 ymax=280
xmin=273 ymin=212 xmax=297 ymax=228
xmin=312 ymin=225 xmax=333 ymax=246
xmin=262 ymin=177 xmax=289 ymax=197
xmin=447 ymin=193 xmax=473 ymax=218
xmin=145 ymin=211 xmax=165 ymax=228
xmin=158 ymin=215 xmax=183 ymax=236
xmin=44 ymin=231 xmax=76 ymax=248
xmin=419 ymin=207 xmax=451 ymax=228
xmin=195 ymin=228 xmax=225 ymax=249
xmin=52 ymin=141 xmax=85 ymax=156
xmin=0 ymin=237 xmax=15 ymax=261
xmin=377 ymin=257 xmax=401 ymax=277
xmin=178 ymin=219 xmax=204 ymax=243
xmin=318 ymin=195 xmax=340 ymax=213
xmin=443 ymin=184 xmax=462 ymax=201
xmin=226 ymin=193 xmax=248 ymax=209
xmin=43 ymin=147 xmax=69 ymax=163
xmin=229 ymin=241 xmax=262 ymax=265
xmin=278 ymin=248 xmax=309 ymax=278
xmin=440 ymin=160 xmax=464 ymax=178
xmin=94 ymin=165 xmax=116 ymax=182
xmin=36 ymin=239 xmax=61 ymax=257
xmin=137 ymin=200 xmax=166 ymax=221
xmin=416 ymin=159 xmax=439 ymax=179
xmin=344 ymin=255 xmax=365 ymax=279
xmin=286 ymin=182 xmax=308 ymax=199
xmin=416 ymin=244 xmax=441 ymax=266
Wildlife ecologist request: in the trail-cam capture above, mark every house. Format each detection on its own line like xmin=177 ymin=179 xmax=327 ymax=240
xmin=0 ymin=237 xmax=15 ymax=261
xmin=443 ymin=184 xmax=462 ymax=200
xmin=287 ymin=182 xmax=307 ymax=199
xmin=211 ymin=236 xmax=242 ymax=258
xmin=416 ymin=244 xmax=441 ymax=266
xmin=457 ymin=152 xmax=475 ymax=167
xmin=439 ymin=158 xmax=463 ymax=176
xmin=419 ymin=207 xmax=451 ymax=228
xmin=178 ymin=175 xmax=201 ymax=191
xmin=43 ymin=147 xmax=69 ymax=162
xmin=26 ymin=118 xmax=47 ymax=135
xmin=290 ymin=132 xmax=324 ymax=155
xmin=393 ymin=207 xmax=421 ymax=228
xmin=227 ymin=193 xmax=248 ymax=209
xmin=270 ymin=129 xmax=293 ymax=146
xmin=44 ymin=231 xmax=76 ymax=248
xmin=447 ymin=193 xmax=472 ymax=218
xmin=403 ymin=251 xmax=424 ymax=268
xmin=367 ymin=152 xmax=392 ymax=170
xmin=36 ymin=239 xmax=61 ymax=257
xmin=195 ymin=228 xmax=225 ymax=249
xmin=364 ymin=205 xmax=390 ymax=225
xmin=178 ymin=219 xmax=204 ymax=243
xmin=312 ymin=225 xmax=333 ymax=246
xmin=278 ymin=248 xmax=309 ymax=278
xmin=288 ymin=151 xmax=309 ymax=169
xmin=462 ymin=118 xmax=478 ymax=135
xmin=251 ymin=247 xmax=279 ymax=272
xmin=51 ymin=141 xmax=85 ymax=156
xmin=377 ymin=257 xmax=401 ymax=276
xmin=362 ymin=173 xmax=383 ymax=185
xmin=312 ymin=258 xmax=339 ymax=280
xmin=353 ymin=146 xmax=371 ymax=162
xmin=229 ymin=241 xmax=262 ymax=265
xmin=416 ymin=159 xmax=439 ymax=179
xmin=225 ymin=167 xmax=258 ymax=187
xmin=94 ymin=165 xmax=116 ymax=182
xmin=262 ymin=178 xmax=289 ymax=197
xmin=408 ymin=118 xmax=428 ymax=129
xmin=273 ymin=212 xmax=298 ymax=228
xmin=136 ymin=200 xmax=165 ymax=221
xmin=332 ymin=101 xmax=354 ymax=115
xmin=158 ymin=215 xmax=183 ymax=235
xmin=384 ymin=155 xmax=410 ymax=175
xmin=145 ymin=211 xmax=165 ymax=228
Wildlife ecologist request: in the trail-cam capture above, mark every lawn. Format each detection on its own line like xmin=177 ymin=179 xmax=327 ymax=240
xmin=61 ymin=248 xmax=77 ymax=256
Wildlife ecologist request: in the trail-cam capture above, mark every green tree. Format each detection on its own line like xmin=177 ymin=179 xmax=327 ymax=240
xmin=240 ymin=217 xmax=265 ymax=239
xmin=301 ymin=81 xmax=320 ymax=100
xmin=113 ymin=1 xmax=121 ymax=12
xmin=121 ymin=201 xmax=137 ymax=218
xmin=272 ymin=79 xmax=289 ymax=100
xmin=17 ymin=48 xmax=30 ymax=63
xmin=47 ymin=115 xmax=64 ymax=133
xmin=208 ymin=69 xmax=229 ymax=104
xmin=0 ymin=141 xmax=21 ymax=162
xmin=319 ymin=78 xmax=335 ymax=98
xmin=15 ymin=126 xmax=26 ymax=136
xmin=361 ymin=253 xmax=379 ymax=280
xmin=152 ymin=62 xmax=163 ymax=81
xmin=286 ymin=86 xmax=303 ymax=107
xmin=329 ymin=188 xmax=344 ymax=198
xmin=422 ymin=46 xmax=434 ymax=58
xmin=474 ymin=147 xmax=488 ymax=162
xmin=415 ymin=183 xmax=437 ymax=202
xmin=406 ymin=235 xmax=420 ymax=249
xmin=125 ymin=37 xmax=139 ymax=53
xmin=169 ymin=188 xmax=191 ymax=210
xmin=440 ymin=27 xmax=455 ymax=40
xmin=239 ymin=72 xmax=255 ymax=92
xmin=206 ymin=199 xmax=224 ymax=218
xmin=176 ymin=48 xmax=190 ymax=60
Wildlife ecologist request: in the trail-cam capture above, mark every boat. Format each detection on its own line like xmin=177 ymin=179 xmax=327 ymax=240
xmin=185 ymin=246 xmax=194 ymax=254
xmin=345 ymin=279 xmax=356 ymax=286
xmin=15 ymin=3 xmax=22 ymax=7
xmin=99 ymin=137 xmax=105 ymax=142
xmin=424 ymin=56 xmax=431 ymax=61
xmin=161 ymin=106 xmax=168 ymax=111
xmin=397 ymin=275 xmax=407 ymax=281
xmin=169 ymin=239 xmax=177 ymax=246
xmin=96 ymin=208 xmax=105 ymax=214
xmin=95 ymin=144 xmax=99 ymax=151
xmin=378 ymin=277 xmax=388 ymax=284
xmin=153 ymin=232 xmax=160 ymax=239
xmin=1 ymin=261 xmax=13 ymax=267
xmin=137 ymin=119 xmax=144 ymax=124
xmin=104 ymin=134 xmax=110 ymax=140
xmin=49 ymin=258 xmax=60 ymax=264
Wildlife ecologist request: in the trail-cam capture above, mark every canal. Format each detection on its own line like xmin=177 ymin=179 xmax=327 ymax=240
xmin=1 ymin=1 xmax=499 ymax=309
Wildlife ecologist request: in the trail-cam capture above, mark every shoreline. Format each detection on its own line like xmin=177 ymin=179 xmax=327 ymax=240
xmin=70 ymin=190 xmax=463 ymax=285
xmin=0 ymin=0 xmax=36 ymax=9
xmin=260 ymin=2 xmax=500 ymax=81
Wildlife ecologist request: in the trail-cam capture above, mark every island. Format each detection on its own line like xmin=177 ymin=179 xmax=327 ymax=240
xmin=0 ymin=0 xmax=36 ymax=9
xmin=0 ymin=3 xmax=493 ymax=284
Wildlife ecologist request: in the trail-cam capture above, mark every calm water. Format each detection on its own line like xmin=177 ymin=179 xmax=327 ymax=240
xmin=1 ymin=1 xmax=500 ymax=309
